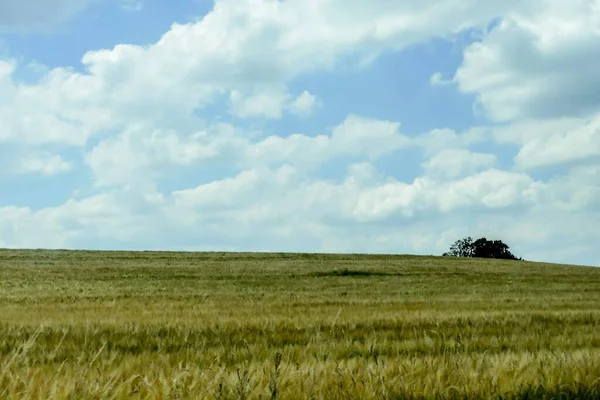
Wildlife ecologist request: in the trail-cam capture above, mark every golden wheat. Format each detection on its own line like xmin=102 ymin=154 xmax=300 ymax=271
xmin=1 ymin=250 xmax=599 ymax=399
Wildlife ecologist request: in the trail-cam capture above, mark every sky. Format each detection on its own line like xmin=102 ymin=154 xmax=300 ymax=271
xmin=0 ymin=0 xmax=599 ymax=266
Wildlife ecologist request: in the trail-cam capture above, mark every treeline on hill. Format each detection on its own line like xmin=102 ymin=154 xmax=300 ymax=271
xmin=443 ymin=237 xmax=523 ymax=260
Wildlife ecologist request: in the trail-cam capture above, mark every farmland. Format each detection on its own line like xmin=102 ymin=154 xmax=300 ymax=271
xmin=1 ymin=250 xmax=600 ymax=399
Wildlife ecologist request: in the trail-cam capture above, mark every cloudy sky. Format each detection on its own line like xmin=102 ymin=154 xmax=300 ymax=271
xmin=0 ymin=0 xmax=599 ymax=266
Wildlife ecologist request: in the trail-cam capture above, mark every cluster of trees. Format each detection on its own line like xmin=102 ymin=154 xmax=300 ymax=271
xmin=443 ymin=237 xmax=522 ymax=260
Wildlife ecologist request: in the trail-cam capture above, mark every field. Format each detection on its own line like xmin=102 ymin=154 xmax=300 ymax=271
xmin=1 ymin=250 xmax=600 ymax=399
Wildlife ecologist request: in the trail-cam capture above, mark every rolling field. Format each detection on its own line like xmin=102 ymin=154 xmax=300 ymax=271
xmin=1 ymin=250 xmax=600 ymax=399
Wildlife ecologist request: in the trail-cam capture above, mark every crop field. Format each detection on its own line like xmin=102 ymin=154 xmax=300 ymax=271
xmin=1 ymin=250 xmax=600 ymax=399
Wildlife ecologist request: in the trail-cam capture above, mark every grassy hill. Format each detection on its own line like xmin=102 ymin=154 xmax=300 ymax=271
xmin=1 ymin=250 xmax=599 ymax=399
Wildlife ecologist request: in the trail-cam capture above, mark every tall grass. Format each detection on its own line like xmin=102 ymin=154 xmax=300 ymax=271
xmin=1 ymin=250 xmax=600 ymax=399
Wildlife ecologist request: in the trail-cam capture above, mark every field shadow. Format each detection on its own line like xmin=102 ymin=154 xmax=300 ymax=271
xmin=309 ymin=268 xmax=403 ymax=278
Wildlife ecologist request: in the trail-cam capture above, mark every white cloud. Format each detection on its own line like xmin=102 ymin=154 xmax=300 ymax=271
xmin=229 ymin=87 xmax=290 ymax=119
xmin=245 ymin=133 xmax=331 ymax=170
xmin=169 ymin=164 xmax=543 ymax=229
xmin=0 ymin=0 xmax=97 ymax=28
xmin=288 ymin=91 xmax=321 ymax=117
xmin=346 ymin=163 xmax=380 ymax=186
xmin=352 ymin=169 xmax=541 ymax=221
xmin=0 ymin=0 xmax=518 ymax=146
xmin=413 ymin=127 xmax=486 ymax=155
xmin=229 ymin=89 xmax=320 ymax=120
xmin=422 ymin=149 xmax=497 ymax=178
xmin=245 ymin=115 xmax=410 ymax=169
xmin=0 ymin=60 xmax=16 ymax=106
xmin=0 ymin=60 xmax=112 ymax=146
xmin=5 ymin=159 xmax=598 ymax=264
xmin=15 ymin=153 xmax=72 ymax=176
xmin=454 ymin=0 xmax=600 ymax=121
xmin=26 ymin=60 xmax=50 ymax=75
xmin=172 ymin=165 xmax=299 ymax=212
xmin=0 ymin=187 xmax=167 ymax=249
xmin=481 ymin=113 xmax=600 ymax=170
xmin=330 ymin=115 xmax=409 ymax=160
xmin=514 ymin=115 xmax=600 ymax=169
xmin=0 ymin=206 xmax=71 ymax=248
xmin=84 ymin=114 xmax=409 ymax=186
xmin=429 ymin=72 xmax=453 ymax=86
xmin=119 ymin=0 xmax=142 ymax=12
xmin=85 ymin=123 xmax=246 ymax=186
xmin=538 ymin=164 xmax=600 ymax=212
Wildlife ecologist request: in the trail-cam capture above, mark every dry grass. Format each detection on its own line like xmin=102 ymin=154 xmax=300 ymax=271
xmin=1 ymin=250 xmax=600 ymax=399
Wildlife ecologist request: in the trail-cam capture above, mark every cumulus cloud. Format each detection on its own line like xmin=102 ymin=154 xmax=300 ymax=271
xmin=352 ymin=169 xmax=541 ymax=221
xmin=331 ymin=115 xmax=410 ymax=160
xmin=244 ymin=115 xmax=411 ymax=172
xmin=412 ymin=128 xmax=486 ymax=155
xmin=15 ymin=153 xmax=72 ymax=176
xmin=85 ymin=123 xmax=246 ymax=186
xmin=139 ymin=164 xmax=546 ymax=231
xmin=172 ymin=165 xmax=299 ymax=213
xmin=4 ymin=159 xmax=597 ymax=264
xmin=0 ymin=59 xmax=111 ymax=146
xmin=85 ymin=114 xmax=409 ymax=186
xmin=481 ymin=113 xmax=600 ymax=170
xmin=422 ymin=149 xmax=497 ymax=178
xmin=0 ymin=188 xmax=163 ymax=249
xmin=228 ymin=89 xmax=320 ymax=119
xmin=429 ymin=72 xmax=453 ymax=86
xmin=229 ymin=88 xmax=290 ymax=119
xmin=288 ymin=91 xmax=321 ymax=117
xmin=454 ymin=0 xmax=600 ymax=121
xmin=0 ymin=0 xmax=519 ymax=146
xmin=514 ymin=116 xmax=600 ymax=169
xmin=539 ymin=164 xmax=600 ymax=212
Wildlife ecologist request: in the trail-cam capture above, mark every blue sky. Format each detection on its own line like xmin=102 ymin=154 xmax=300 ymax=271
xmin=0 ymin=0 xmax=599 ymax=266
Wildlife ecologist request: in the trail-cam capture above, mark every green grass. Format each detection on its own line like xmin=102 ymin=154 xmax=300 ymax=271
xmin=1 ymin=249 xmax=600 ymax=399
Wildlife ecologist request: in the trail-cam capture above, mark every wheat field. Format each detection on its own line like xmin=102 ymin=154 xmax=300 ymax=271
xmin=0 ymin=250 xmax=599 ymax=399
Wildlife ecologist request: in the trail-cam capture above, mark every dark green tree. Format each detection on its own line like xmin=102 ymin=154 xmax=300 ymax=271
xmin=443 ymin=237 xmax=522 ymax=260
xmin=442 ymin=236 xmax=475 ymax=257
